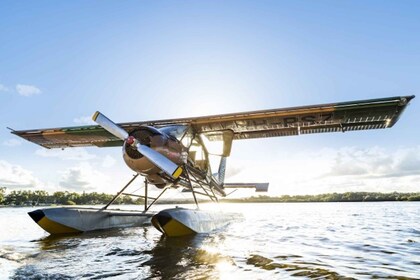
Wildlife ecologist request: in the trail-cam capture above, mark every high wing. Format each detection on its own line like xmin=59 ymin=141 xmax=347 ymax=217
xmin=12 ymin=95 xmax=415 ymax=148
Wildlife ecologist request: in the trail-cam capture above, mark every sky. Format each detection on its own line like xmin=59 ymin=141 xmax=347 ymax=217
xmin=0 ymin=0 xmax=419 ymax=197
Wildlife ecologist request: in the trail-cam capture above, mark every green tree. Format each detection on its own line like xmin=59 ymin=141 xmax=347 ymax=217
xmin=0 ymin=187 xmax=6 ymax=204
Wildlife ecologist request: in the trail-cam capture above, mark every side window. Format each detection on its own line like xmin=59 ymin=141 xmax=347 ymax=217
xmin=188 ymin=137 xmax=208 ymax=171
xmin=200 ymin=130 xmax=234 ymax=157
xmin=180 ymin=126 xmax=194 ymax=148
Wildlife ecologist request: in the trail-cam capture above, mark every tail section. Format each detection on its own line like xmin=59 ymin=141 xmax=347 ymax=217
xmin=217 ymin=157 xmax=227 ymax=184
xmin=223 ymin=183 xmax=269 ymax=192
xmin=216 ymin=156 xmax=269 ymax=193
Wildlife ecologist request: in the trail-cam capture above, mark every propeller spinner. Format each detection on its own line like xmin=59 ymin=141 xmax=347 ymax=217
xmin=92 ymin=111 xmax=183 ymax=179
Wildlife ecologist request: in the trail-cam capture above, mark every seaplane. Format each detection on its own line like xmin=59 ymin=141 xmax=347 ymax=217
xmin=11 ymin=95 xmax=414 ymax=237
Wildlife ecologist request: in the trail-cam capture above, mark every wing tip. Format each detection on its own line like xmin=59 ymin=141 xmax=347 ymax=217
xmin=92 ymin=111 xmax=100 ymax=122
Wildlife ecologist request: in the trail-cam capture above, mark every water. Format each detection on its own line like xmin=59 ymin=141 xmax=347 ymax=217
xmin=0 ymin=202 xmax=419 ymax=279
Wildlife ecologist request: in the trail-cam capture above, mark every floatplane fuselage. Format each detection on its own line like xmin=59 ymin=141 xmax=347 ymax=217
xmin=12 ymin=95 xmax=414 ymax=237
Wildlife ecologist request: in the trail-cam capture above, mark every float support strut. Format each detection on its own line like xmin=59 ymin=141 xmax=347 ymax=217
xmin=103 ymin=174 xmax=139 ymax=210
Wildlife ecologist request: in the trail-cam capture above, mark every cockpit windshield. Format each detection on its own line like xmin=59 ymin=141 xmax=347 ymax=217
xmin=158 ymin=125 xmax=188 ymax=140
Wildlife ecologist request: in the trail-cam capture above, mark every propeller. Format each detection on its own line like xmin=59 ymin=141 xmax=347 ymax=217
xmin=92 ymin=111 xmax=183 ymax=179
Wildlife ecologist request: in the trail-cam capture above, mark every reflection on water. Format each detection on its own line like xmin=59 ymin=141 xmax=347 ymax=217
xmin=1 ymin=202 xmax=419 ymax=279
xmin=246 ymin=254 xmax=345 ymax=278
xmin=144 ymin=232 xmax=245 ymax=279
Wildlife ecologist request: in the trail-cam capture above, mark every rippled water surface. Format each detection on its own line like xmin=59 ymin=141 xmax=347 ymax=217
xmin=1 ymin=202 xmax=419 ymax=279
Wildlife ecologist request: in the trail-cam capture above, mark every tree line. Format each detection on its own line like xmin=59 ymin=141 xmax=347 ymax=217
xmin=222 ymin=192 xmax=420 ymax=203
xmin=0 ymin=187 xmax=419 ymax=206
xmin=0 ymin=187 xmax=143 ymax=206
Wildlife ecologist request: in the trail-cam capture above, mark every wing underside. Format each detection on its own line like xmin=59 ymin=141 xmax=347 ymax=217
xmin=199 ymin=95 xmax=415 ymax=141
xmin=11 ymin=95 xmax=414 ymax=148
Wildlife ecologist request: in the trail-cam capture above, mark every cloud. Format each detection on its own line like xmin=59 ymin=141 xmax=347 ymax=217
xmin=102 ymin=155 xmax=116 ymax=168
xmin=225 ymin=146 xmax=420 ymax=195
xmin=0 ymin=84 xmax=9 ymax=92
xmin=325 ymin=146 xmax=420 ymax=178
xmin=225 ymin=164 xmax=243 ymax=179
xmin=0 ymin=160 xmax=42 ymax=189
xmin=73 ymin=116 xmax=95 ymax=125
xmin=2 ymin=139 xmax=22 ymax=147
xmin=59 ymin=162 xmax=109 ymax=191
xmin=35 ymin=147 xmax=96 ymax=161
xmin=392 ymin=148 xmax=420 ymax=176
xmin=16 ymin=84 xmax=42 ymax=96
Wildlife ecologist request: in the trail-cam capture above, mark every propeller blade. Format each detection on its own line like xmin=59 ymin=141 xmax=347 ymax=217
xmin=136 ymin=143 xmax=183 ymax=179
xmin=92 ymin=111 xmax=129 ymax=140
xmin=92 ymin=111 xmax=183 ymax=179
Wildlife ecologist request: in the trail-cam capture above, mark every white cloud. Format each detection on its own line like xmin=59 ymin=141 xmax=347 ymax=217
xmin=59 ymin=162 xmax=109 ymax=191
xmin=102 ymin=155 xmax=116 ymax=168
xmin=0 ymin=84 xmax=9 ymax=92
xmin=73 ymin=116 xmax=95 ymax=125
xmin=35 ymin=147 xmax=96 ymax=161
xmin=325 ymin=146 xmax=420 ymax=178
xmin=0 ymin=160 xmax=42 ymax=189
xmin=225 ymin=165 xmax=242 ymax=178
xmin=225 ymin=146 xmax=420 ymax=195
xmin=16 ymin=84 xmax=42 ymax=96
xmin=2 ymin=139 xmax=22 ymax=147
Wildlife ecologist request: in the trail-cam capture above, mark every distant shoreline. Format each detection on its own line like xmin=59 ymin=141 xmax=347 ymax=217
xmin=1 ymin=191 xmax=418 ymax=208
xmin=0 ymin=200 xmax=418 ymax=209
xmin=1 ymin=188 xmax=419 ymax=207
xmin=0 ymin=201 xmax=419 ymax=209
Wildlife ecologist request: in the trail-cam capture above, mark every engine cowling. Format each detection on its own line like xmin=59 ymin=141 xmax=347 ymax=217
xmin=122 ymin=126 xmax=185 ymax=187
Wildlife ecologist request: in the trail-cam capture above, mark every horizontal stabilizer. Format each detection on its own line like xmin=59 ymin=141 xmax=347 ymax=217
xmin=223 ymin=183 xmax=269 ymax=192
